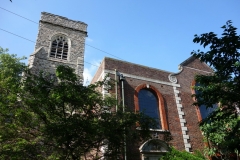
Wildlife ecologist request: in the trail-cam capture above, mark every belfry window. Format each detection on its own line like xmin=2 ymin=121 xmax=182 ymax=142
xmin=138 ymin=89 xmax=162 ymax=129
xmin=50 ymin=36 xmax=68 ymax=60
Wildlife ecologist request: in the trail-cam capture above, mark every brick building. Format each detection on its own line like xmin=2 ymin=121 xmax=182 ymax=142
xmin=29 ymin=12 xmax=212 ymax=160
xmin=91 ymin=56 xmax=212 ymax=160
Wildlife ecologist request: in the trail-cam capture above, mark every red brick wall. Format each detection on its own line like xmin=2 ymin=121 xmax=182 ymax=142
xmin=182 ymin=58 xmax=212 ymax=72
xmin=91 ymin=56 xmax=212 ymax=159
xmin=176 ymin=59 xmax=212 ymax=151
xmin=104 ymin=57 xmax=172 ymax=82
xmin=91 ymin=58 xmax=105 ymax=84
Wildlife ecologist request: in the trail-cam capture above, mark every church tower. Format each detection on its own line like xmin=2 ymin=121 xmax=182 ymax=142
xmin=28 ymin=12 xmax=88 ymax=81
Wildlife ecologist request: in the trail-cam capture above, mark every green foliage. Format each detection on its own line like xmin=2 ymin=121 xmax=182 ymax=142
xmin=0 ymin=47 xmax=155 ymax=159
xmin=191 ymin=21 xmax=240 ymax=158
xmin=0 ymin=47 xmax=46 ymax=159
xmin=0 ymin=47 xmax=26 ymax=106
xmin=160 ymin=147 xmax=206 ymax=160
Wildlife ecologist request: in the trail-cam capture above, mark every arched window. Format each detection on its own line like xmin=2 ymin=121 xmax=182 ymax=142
xmin=138 ymin=89 xmax=161 ymax=129
xmin=192 ymin=81 xmax=217 ymax=121
xmin=134 ymin=84 xmax=168 ymax=130
xmin=139 ymin=139 xmax=170 ymax=159
xmin=50 ymin=35 xmax=68 ymax=60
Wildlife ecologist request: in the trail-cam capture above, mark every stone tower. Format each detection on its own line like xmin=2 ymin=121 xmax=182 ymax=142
xmin=28 ymin=12 xmax=88 ymax=81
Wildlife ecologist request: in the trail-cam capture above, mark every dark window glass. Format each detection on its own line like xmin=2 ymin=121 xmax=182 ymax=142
xmin=195 ymin=83 xmax=217 ymax=120
xmin=199 ymin=104 xmax=217 ymax=120
xmin=138 ymin=89 xmax=161 ymax=129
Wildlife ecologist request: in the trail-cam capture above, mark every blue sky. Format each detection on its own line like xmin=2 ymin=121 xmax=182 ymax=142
xmin=1 ymin=0 xmax=240 ymax=85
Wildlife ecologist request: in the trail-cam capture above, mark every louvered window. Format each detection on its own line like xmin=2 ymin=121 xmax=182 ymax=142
xmin=50 ymin=36 xmax=68 ymax=60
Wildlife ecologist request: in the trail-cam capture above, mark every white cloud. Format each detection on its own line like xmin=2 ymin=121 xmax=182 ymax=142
xmin=86 ymin=37 xmax=93 ymax=42
xmin=83 ymin=59 xmax=101 ymax=86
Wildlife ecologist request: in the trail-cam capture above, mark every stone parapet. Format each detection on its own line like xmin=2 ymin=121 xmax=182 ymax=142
xmin=41 ymin=12 xmax=87 ymax=33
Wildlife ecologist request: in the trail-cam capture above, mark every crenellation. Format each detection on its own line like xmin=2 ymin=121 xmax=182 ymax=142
xmin=41 ymin=12 xmax=87 ymax=32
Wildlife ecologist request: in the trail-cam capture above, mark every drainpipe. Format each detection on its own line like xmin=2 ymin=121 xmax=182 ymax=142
xmin=115 ymin=69 xmax=118 ymax=112
xmin=119 ymin=74 xmax=126 ymax=160
xmin=120 ymin=74 xmax=125 ymax=112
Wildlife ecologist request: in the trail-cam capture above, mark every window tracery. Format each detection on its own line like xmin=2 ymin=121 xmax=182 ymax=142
xmin=50 ymin=36 xmax=68 ymax=60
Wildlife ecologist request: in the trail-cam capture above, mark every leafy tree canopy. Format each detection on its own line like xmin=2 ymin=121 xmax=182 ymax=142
xmin=191 ymin=21 xmax=240 ymax=158
xmin=0 ymin=47 xmax=155 ymax=159
xmin=160 ymin=147 xmax=206 ymax=160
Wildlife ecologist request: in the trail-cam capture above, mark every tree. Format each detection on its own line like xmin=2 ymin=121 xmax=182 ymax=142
xmin=191 ymin=21 xmax=240 ymax=159
xmin=160 ymin=147 xmax=206 ymax=160
xmin=0 ymin=47 xmax=154 ymax=159
xmin=0 ymin=47 xmax=46 ymax=159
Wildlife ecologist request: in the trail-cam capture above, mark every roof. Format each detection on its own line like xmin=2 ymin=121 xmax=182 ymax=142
xmin=104 ymin=57 xmax=174 ymax=74
xmin=179 ymin=55 xmax=197 ymax=66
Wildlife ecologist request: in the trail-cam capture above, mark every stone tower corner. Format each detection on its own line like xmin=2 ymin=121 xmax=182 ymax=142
xmin=29 ymin=12 xmax=88 ymax=81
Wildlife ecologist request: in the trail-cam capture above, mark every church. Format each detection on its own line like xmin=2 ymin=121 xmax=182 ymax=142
xmin=29 ymin=12 xmax=212 ymax=160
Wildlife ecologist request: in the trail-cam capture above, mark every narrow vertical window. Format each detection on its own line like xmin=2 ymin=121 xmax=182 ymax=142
xmin=50 ymin=36 xmax=68 ymax=60
xmin=195 ymin=83 xmax=217 ymax=120
xmin=138 ymin=89 xmax=161 ymax=129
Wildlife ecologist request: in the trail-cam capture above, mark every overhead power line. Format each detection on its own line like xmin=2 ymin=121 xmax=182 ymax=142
xmin=84 ymin=61 xmax=100 ymax=68
xmin=0 ymin=28 xmax=101 ymax=69
xmin=0 ymin=6 xmax=124 ymax=61
xmin=85 ymin=43 xmax=123 ymax=60
xmin=0 ymin=7 xmax=38 ymax=24
xmin=0 ymin=28 xmax=35 ymax=43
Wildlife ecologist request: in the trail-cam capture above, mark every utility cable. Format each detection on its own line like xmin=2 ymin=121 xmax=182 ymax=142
xmin=0 ymin=6 xmax=124 ymax=61
xmin=0 ymin=28 xmax=35 ymax=43
xmin=0 ymin=7 xmax=38 ymax=24
xmin=0 ymin=28 xmax=102 ymax=69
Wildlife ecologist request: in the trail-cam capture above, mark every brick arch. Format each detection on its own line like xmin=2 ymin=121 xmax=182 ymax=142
xmin=134 ymin=84 xmax=168 ymax=130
